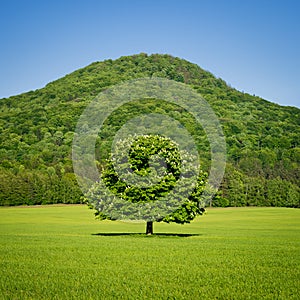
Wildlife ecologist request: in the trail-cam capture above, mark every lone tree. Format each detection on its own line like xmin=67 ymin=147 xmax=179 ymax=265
xmin=86 ymin=135 xmax=207 ymax=235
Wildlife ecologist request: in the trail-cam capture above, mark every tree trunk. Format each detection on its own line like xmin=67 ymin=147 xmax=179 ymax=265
xmin=146 ymin=221 xmax=153 ymax=235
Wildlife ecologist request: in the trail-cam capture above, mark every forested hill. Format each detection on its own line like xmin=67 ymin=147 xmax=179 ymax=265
xmin=0 ymin=53 xmax=299 ymax=207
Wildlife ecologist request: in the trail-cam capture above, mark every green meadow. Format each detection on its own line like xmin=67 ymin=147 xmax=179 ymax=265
xmin=0 ymin=205 xmax=299 ymax=299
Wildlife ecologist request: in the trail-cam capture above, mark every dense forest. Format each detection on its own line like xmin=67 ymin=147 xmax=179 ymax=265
xmin=0 ymin=53 xmax=299 ymax=207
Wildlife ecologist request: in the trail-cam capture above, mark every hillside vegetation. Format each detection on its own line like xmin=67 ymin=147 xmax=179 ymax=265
xmin=0 ymin=53 xmax=299 ymax=206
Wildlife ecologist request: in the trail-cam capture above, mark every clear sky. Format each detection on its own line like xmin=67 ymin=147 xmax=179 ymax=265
xmin=0 ymin=0 xmax=299 ymax=107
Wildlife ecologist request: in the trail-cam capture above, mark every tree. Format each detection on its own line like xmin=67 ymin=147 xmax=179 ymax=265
xmin=86 ymin=135 xmax=207 ymax=234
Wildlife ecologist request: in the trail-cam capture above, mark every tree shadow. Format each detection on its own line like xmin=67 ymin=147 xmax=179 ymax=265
xmin=92 ymin=232 xmax=201 ymax=237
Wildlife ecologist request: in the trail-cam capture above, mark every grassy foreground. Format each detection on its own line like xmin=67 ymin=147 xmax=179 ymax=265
xmin=0 ymin=205 xmax=299 ymax=299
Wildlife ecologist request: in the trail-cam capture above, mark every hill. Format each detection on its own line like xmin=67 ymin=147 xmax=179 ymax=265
xmin=0 ymin=53 xmax=299 ymax=206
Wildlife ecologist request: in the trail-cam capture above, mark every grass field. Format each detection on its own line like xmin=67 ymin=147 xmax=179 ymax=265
xmin=0 ymin=205 xmax=299 ymax=299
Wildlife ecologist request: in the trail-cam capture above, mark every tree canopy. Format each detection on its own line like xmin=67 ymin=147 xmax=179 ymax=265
xmin=86 ymin=134 xmax=207 ymax=234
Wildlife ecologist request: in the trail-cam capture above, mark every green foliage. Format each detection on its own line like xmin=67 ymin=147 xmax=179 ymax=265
xmin=0 ymin=167 xmax=83 ymax=206
xmin=96 ymin=98 xmax=209 ymax=167
xmin=0 ymin=53 xmax=299 ymax=207
xmin=87 ymin=134 xmax=207 ymax=223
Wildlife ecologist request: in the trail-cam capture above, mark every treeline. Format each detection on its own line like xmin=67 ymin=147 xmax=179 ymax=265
xmin=215 ymin=164 xmax=299 ymax=207
xmin=0 ymin=53 xmax=299 ymax=207
xmin=0 ymin=168 xmax=82 ymax=206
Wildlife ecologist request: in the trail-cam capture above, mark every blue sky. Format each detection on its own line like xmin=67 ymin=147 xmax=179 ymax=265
xmin=0 ymin=0 xmax=299 ymax=107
